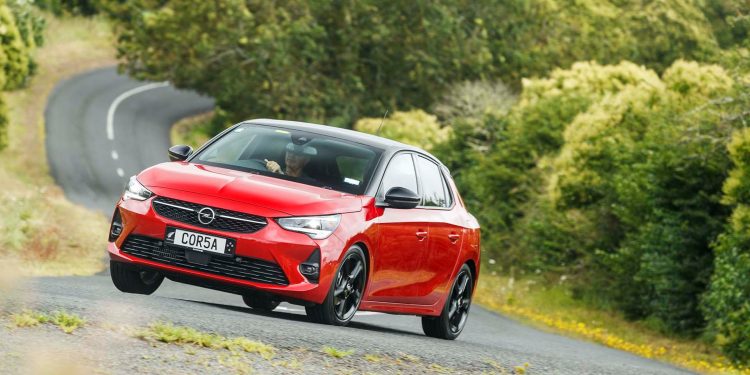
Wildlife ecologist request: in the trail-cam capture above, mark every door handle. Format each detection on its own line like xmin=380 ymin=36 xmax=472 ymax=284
xmin=416 ymin=230 xmax=428 ymax=240
xmin=448 ymin=233 xmax=460 ymax=243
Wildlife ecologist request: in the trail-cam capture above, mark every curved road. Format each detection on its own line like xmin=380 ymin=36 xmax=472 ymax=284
xmin=39 ymin=67 xmax=692 ymax=374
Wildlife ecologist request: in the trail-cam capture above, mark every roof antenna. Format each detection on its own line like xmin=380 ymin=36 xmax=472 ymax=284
xmin=375 ymin=109 xmax=389 ymax=136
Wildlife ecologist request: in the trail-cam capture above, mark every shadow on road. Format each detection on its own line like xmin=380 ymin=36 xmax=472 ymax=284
xmin=175 ymin=298 xmax=423 ymax=338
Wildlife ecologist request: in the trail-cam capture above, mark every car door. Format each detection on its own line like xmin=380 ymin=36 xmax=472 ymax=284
xmin=414 ymin=155 xmax=463 ymax=306
xmin=368 ymin=152 xmax=431 ymax=304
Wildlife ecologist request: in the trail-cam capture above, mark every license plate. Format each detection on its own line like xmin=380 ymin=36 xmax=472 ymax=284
xmin=165 ymin=227 xmax=235 ymax=255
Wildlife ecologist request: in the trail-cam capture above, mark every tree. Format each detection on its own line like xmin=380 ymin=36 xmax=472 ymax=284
xmin=113 ymin=0 xmax=494 ymax=129
xmin=354 ymin=110 xmax=449 ymax=152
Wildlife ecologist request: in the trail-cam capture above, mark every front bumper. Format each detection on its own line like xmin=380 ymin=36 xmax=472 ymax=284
xmin=108 ymin=188 xmax=344 ymax=305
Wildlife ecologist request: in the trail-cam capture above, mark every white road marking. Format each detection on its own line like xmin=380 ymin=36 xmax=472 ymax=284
xmin=116 ymin=168 xmax=124 ymax=177
xmin=106 ymin=81 xmax=169 ymax=140
xmin=111 ymin=150 xmax=119 ymax=160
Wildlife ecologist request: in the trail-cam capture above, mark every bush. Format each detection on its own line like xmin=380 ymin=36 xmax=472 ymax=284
xmin=703 ymin=126 xmax=750 ymax=364
xmin=0 ymin=0 xmax=43 ymax=149
xmin=433 ymin=80 xmax=516 ymax=124
xmin=438 ymin=59 xmax=739 ymax=337
xmin=354 ymin=110 xmax=449 ymax=152
xmin=436 ymin=61 xmax=666 ymax=260
xmin=34 ymin=0 xmax=101 ymax=16
xmin=0 ymin=2 xmax=31 ymax=90
xmin=542 ymin=60 xmax=733 ymax=334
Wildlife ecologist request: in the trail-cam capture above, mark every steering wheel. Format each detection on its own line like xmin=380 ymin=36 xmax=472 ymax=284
xmin=239 ymin=159 xmax=270 ymax=171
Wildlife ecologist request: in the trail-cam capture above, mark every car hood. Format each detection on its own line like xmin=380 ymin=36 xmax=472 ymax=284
xmin=138 ymin=162 xmax=363 ymax=216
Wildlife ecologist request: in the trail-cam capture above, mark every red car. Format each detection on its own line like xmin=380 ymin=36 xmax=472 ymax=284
xmin=108 ymin=119 xmax=480 ymax=339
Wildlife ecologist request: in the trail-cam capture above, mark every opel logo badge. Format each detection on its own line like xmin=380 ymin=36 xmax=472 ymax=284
xmin=197 ymin=207 xmax=216 ymax=225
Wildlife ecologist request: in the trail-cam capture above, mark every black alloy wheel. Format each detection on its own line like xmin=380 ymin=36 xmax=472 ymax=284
xmin=306 ymin=246 xmax=366 ymax=325
xmin=422 ymin=264 xmax=473 ymax=339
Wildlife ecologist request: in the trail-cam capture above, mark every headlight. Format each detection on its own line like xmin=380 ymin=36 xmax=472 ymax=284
xmin=276 ymin=214 xmax=341 ymax=239
xmin=123 ymin=176 xmax=153 ymax=201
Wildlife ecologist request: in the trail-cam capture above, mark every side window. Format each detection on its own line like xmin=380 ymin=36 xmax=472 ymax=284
xmin=416 ymin=156 xmax=450 ymax=208
xmin=379 ymin=153 xmax=418 ymax=199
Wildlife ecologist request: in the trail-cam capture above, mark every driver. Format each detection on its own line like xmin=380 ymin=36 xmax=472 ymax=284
xmin=265 ymin=143 xmax=316 ymax=178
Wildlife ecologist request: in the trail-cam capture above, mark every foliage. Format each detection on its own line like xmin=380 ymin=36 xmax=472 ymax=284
xmin=437 ymin=60 xmax=740 ymax=338
xmin=438 ymin=61 xmax=665 ymax=258
xmin=34 ymin=0 xmax=102 ymax=16
xmin=433 ymin=80 xmax=516 ymax=124
xmin=461 ymin=0 xmax=734 ymax=84
xmin=354 ymin=110 xmax=449 ymax=151
xmin=112 ymin=0 xmax=494 ymax=128
xmin=107 ymin=0 xmax=748 ymax=129
xmin=0 ymin=0 xmax=44 ymax=150
xmin=136 ymin=321 xmax=276 ymax=359
xmin=704 ymin=117 xmax=750 ymax=364
xmin=9 ymin=0 xmax=45 ymax=48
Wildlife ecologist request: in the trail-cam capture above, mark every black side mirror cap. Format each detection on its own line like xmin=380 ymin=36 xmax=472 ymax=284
xmin=383 ymin=187 xmax=421 ymax=209
xmin=168 ymin=145 xmax=193 ymax=162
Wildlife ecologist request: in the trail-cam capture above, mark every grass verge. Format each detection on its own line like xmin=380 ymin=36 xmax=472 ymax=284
xmin=134 ymin=321 xmax=276 ymax=360
xmin=474 ymin=273 xmax=748 ymax=374
xmin=170 ymin=111 xmax=215 ymax=148
xmin=321 ymin=346 xmax=354 ymax=359
xmin=9 ymin=309 xmax=85 ymax=333
xmin=0 ymin=14 xmax=116 ymax=276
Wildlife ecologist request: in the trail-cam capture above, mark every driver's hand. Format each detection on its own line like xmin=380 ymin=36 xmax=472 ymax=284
xmin=264 ymin=159 xmax=281 ymax=173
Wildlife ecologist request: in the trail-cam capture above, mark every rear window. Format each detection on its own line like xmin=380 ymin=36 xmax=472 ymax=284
xmin=416 ymin=156 xmax=451 ymax=208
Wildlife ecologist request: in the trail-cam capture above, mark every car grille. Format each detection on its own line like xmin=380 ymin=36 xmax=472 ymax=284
xmin=152 ymin=197 xmax=267 ymax=234
xmin=121 ymin=235 xmax=289 ymax=285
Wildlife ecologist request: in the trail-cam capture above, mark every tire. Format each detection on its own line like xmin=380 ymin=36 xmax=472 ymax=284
xmin=242 ymin=293 xmax=280 ymax=311
xmin=306 ymin=245 xmax=367 ymax=326
xmin=422 ymin=264 xmax=473 ymax=340
xmin=110 ymin=261 xmax=164 ymax=295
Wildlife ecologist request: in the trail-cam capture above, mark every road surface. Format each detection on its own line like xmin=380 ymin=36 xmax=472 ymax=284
xmin=38 ymin=67 xmax=692 ymax=374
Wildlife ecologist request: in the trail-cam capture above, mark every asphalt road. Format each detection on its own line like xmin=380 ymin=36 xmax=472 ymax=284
xmin=39 ymin=67 xmax=693 ymax=374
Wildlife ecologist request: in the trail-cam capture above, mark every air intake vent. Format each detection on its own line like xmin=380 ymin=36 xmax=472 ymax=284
xmin=121 ymin=235 xmax=288 ymax=285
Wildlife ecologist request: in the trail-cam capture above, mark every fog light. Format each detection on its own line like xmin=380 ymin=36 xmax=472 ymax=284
xmin=300 ymin=264 xmax=318 ymax=275
xmin=299 ymin=248 xmax=320 ymax=283
xmin=109 ymin=208 xmax=124 ymax=242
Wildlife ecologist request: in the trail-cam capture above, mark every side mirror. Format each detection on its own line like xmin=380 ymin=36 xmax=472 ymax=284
xmin=168 ymin=145 xmax=193 ymax=162
xmin=383 ymin=187 xmax=421 ymax=209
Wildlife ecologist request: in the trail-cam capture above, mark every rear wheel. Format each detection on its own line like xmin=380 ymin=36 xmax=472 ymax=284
xmin=242 ymin=293 xmax=280 ymax=311
xmin=110 ymin=261 xmax=164 ymax=295
xmin=422 ymin=264 xmax=473 ymax=340
xmin=306 ymin=245 xmax=366 ymax=326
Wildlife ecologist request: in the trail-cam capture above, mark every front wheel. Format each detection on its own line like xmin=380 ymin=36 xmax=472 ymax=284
xmin=306 ymin=245 xmax=366 ymax=326
xmin=422 ymin=264 xmax=473 ymax=340
xmin=110 ymin=261 xmax=164 ymax=295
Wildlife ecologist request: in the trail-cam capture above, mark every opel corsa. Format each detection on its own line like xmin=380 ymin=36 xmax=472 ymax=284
xmin=108 ymin=119 xmax=480 ymax=339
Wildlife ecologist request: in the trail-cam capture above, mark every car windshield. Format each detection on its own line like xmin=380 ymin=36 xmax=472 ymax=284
xmin=192 ymin=124 xmax=383 ymax=195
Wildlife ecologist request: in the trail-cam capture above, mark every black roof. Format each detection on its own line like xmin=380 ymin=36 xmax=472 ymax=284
xmin=243 ymin=118 xmax=434 ymax=158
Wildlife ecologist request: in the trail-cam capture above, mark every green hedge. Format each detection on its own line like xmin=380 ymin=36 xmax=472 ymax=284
xmin=0 ymin=0 xmax=44 ymax=150
xmin=703 ymin=126 xmax=750 ymax=364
